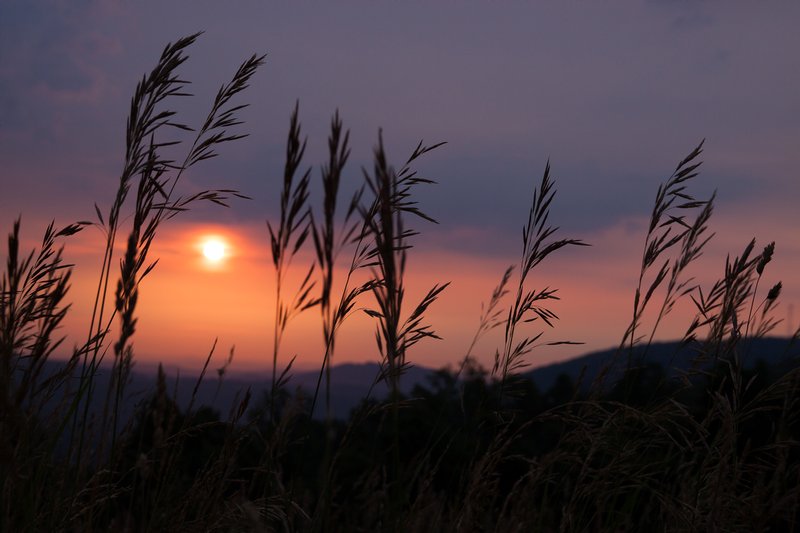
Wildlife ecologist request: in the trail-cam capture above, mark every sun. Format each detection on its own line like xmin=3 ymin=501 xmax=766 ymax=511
xmin=202 ymin=238 xmax=227 ymax=263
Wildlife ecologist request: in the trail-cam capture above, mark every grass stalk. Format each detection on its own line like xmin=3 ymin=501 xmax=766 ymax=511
xmin=492 ymin=161 xmax=586 ymax=406
xmin=266 ymin=102 xmax=317 ymax=421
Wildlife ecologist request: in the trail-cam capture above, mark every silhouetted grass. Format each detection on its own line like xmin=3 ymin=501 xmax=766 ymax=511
xmin=1 ymin=35 xmax=798 ymax=532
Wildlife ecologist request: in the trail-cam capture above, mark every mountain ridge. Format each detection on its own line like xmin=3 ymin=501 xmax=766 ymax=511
xmin=34 ymin=336 xmax=799 ymax=421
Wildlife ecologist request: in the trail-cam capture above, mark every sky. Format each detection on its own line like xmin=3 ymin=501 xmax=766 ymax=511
xmin=1 ymin=1 xmax=798 ymax=376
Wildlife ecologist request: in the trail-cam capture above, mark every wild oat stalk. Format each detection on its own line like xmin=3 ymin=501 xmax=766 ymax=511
xmin=464 ymin=266 xmax=514 ymax=373
xmin=68 ymin=32 xmax=263 ymax=471
xmin=621 ymin=141 xmax=713 ymax=359
xmin=73 ymin=35 xmax=201 ymax=458
xmin=446 ymin=265 xmax=516 ymax=414
xmin=362 ymin=134 xmax=448 ymax=399
xmin=0 ymin=219 xmax=85 ymax=413
xmin=492 ymin=162 xmax=586 ymax=404
xmin=266 ymin=103 xmax=317 ymax=419
xmin=308 ymin=111 xmax=370 ymax=421
xmin=686 ymin=240 xmax=782 ymax=363
xmin=586 ymin=142 xmax=715 ymax=397
xmin=304 ymin=114 xmax=391 ymax=528
xmin=1 ymin=219 xmax=86 ymax=526
xmin=743 ymin=242 xmax=783 ymax=342
xmin=359 ymin=133 xmax=447 ymax=524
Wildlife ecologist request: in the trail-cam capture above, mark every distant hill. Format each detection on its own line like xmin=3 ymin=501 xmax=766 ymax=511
xmin=30 ymin=359 xmax=437 ymax=423
xmin=29 ymin=337 xmax=799 ymax=423
xmin=523 ymin=336 xmax=799 ymax=393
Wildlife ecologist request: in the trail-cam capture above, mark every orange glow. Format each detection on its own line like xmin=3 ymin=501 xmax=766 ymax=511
xmin=38 ymin=210 xmax=800 ymax=376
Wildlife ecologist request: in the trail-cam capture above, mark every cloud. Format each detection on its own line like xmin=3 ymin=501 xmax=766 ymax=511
xmin=3 ymin=2 xmax=799 ymax=371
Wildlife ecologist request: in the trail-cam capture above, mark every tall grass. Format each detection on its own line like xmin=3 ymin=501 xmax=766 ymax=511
xmin=266 ymin=102 xmax=316 ymax=420
xmin=1 ymin=35 xmax=798 ymax=532
xmin=2 ymin=34 xmax=264 ymax=530
xmin=492 ymin=161 xmax=587 ymax=405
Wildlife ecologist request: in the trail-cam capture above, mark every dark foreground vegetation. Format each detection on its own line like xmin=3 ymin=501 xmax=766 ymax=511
xmin=2 ymin=34 xmax=799 ymax=532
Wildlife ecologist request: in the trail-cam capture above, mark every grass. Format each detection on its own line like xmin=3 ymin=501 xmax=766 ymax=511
xmin=2 ymin=35 xmax=799 ymax=532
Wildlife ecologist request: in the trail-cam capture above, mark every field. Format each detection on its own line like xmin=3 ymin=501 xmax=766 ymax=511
xmin=2 ymin=35 xmax=799 ymax=532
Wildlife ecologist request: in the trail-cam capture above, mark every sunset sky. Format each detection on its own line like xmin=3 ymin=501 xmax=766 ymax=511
xmin=1 ymin=2 xmax=798 ymax=376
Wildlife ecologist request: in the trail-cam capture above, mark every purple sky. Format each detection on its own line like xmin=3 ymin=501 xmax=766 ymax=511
xmin=1 ymin=2 xmax=798 ymax=372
